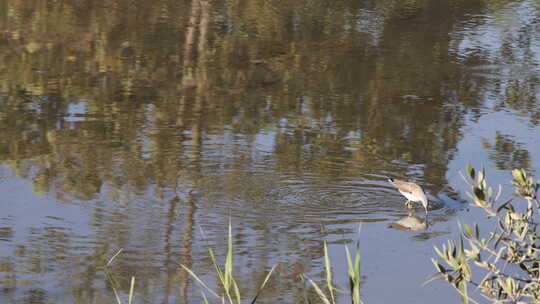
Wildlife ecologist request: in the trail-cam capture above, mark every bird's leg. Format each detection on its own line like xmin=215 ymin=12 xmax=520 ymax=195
xmin=406 ymin=200 xmax=413 ymax=209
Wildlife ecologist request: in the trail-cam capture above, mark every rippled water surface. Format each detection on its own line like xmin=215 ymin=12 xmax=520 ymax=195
xmin=1 ymin=0 xmax=540 ymax=303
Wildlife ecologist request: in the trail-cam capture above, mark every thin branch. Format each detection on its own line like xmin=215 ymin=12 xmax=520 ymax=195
xmin=107 ymin=248 xmax=124 ymax=267
xmin=451 ymin=284 xmax=481 ymax=304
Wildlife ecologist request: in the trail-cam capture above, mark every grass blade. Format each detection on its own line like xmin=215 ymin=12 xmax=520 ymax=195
xmin=306 ymin=276 xmax=332 ymax=304
xmin=345 ymin=245 xmax=353 ymax=279
xmin=107 ymin=272 xmax=123 ymax=304
xmin=323 ymin=241 xmax=336 ymax=304
xmin=107 ymin=249 xmax=124 ymax=267
xmin=345 ymin=242 xmax=362 ymax=304
xmin=458 ymin=280 xmax=469 ymax=304
xmin=201 ymin=291 xmax=210 ymax=304
xmin=128 ymin=276 xmax=135 ymax=304
xmin=208 ymin=248 xmax=225 ymax=287
xmin=225 ymin=221 xmax=233 ymax=291
xmin=250 ymin=265 xmax=276 ymax=304
xmin=180 ymin=264 xmax=220 ymax=298
xmin=300 ymin=275 xmax=312 ymax=304
xmin=111 ymin=287 xmax=123 ymax=304
xmin=232 ymin=278 xmax=241 ymax=304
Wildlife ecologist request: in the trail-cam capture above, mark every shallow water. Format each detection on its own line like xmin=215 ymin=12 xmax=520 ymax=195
xmin=0 ymin=0 xmax=539 ymax=303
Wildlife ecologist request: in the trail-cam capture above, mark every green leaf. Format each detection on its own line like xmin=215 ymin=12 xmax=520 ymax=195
xmin=232 ymin=279 xmax=241 ymax=304
xmin=518 ymin=262 xmax=531 ymax=274
xmin=461 ymin=261 xmax=471 ymax=281
xmin=306 ymin=276 xmax=332 ymax=304
xmin=345 ymin=245 xmax=353 ymax=278
xmin=459 ymin=236 xmax=465 ymax=257
xmin=201 ymin=291 xmax=210 ymax=304
xmin=433 ymin=246 xmax=445 ymax=260
xmin=512 ymin=169 xmax=524 ymax=184
xmin=473 ymin=187 xmax=485 ymax=201
xmin=506 ymin=277 xmax=515 ymax=296
xmin=354 ymin=246 xmax=361 ymax=279
xmin=345 ymin=243 xmax=362 ymax=304
xmin=108 ymin=273 xmax=123 ymax=304
xmin=208 ymin=249 xmax=225 ymax=289
xmin=128 ymin=276 xmax=135 ymax=304
xmin=466 ymin=164 xmax=475 ymax=179
xmin=225 ymin=221 xmax=233 ymax=290
xmin=478 ymin=170 xmax=484 ymax=184
xmin=458 ymin=280 xmax=468 ymax=304
xmin=323 ymin=241 xmax=335 ymax=304
xmin=463 ymin=224 xmax=473 ymax=238
xmin=431 ymin=258 xmax=446 ymax=274
xmin=180 ymin=264 xmax=220 ymax=298
xmin=250 ymin=265 xmax=276 ymax=304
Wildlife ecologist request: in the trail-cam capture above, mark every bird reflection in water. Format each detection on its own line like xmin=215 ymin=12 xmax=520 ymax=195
xmin=389 ymin=211 xmax=428 ymax=232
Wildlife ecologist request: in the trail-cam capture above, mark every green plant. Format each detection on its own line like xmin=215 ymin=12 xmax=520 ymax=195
xmin=303 ymin=226 xmax=363 ymax=304
xmin=429 ymin=166 xmax=540 ymax=304
xmin=180 ymin=220 xmax=276 ymax=304
xmin=109 ymin=276 xmax=135 ymax=304
xmin=345 ymin=241 xmax=362 ymax=304
xmin=105 ymin=248 xmax=136 ymax=304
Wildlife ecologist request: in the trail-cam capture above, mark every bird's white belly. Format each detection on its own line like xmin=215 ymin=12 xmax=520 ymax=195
xmin=399 ymin=190 xmax=421 ymax=202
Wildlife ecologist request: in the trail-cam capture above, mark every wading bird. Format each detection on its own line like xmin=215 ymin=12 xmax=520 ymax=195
xmin=388 ymin=178 xmax=429 ymax=214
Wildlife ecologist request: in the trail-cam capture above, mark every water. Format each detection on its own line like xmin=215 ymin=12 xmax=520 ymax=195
xmin=0 ymin=0 xmax=539 ymax=303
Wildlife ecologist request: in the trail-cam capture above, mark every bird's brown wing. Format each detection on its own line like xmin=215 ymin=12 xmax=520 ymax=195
xmin=390 ymin=179 xmax=422 ymax=194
